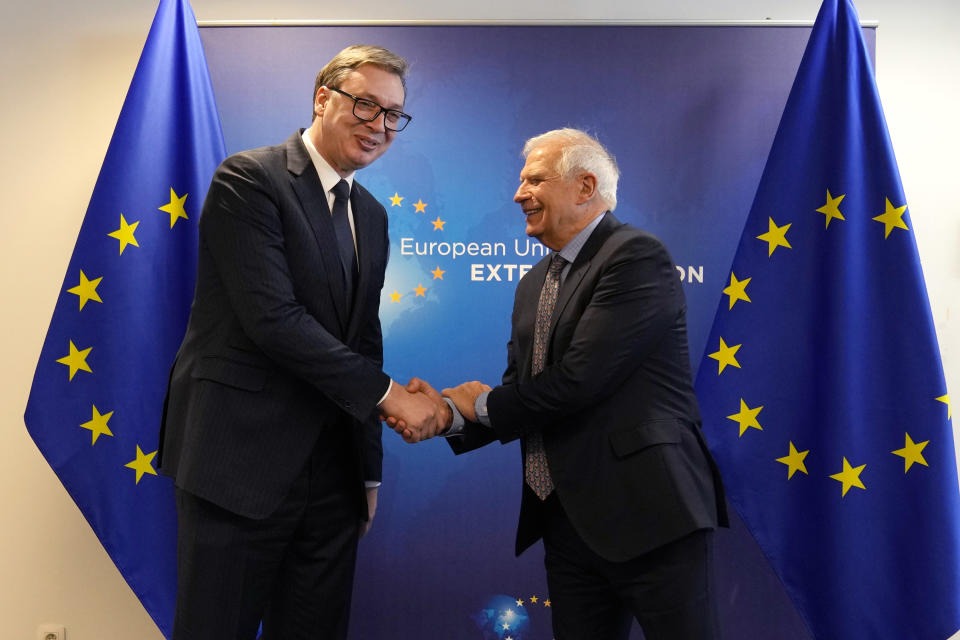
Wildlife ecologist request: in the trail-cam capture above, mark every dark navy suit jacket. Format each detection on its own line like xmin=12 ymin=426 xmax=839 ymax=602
xmin=159 ymin=131 xmax=390 ymax=521
xmin=450 ymin=212 xmax=728 ymax=562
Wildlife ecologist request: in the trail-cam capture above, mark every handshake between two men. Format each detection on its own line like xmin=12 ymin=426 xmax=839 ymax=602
xmin=378 ymin=378 xmax=491 ymax=443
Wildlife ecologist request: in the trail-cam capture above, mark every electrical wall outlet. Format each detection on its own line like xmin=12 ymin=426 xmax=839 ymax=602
xmin=37 ymin=624 xmax=65 ymax=640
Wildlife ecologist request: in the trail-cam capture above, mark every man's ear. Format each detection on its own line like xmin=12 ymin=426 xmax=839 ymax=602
xmin=577 ymin=172 xmax=598 ymax=204
xmin=314 ymin=86 xmax=330 ymax=119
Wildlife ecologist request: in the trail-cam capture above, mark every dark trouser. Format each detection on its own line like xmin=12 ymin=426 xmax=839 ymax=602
xmin=542 ymin=494 xmax=719 ymax=640
xmin=172 ymin=435 xmax=360 ymax=640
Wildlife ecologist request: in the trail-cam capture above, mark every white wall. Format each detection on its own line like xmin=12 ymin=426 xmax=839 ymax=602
xmin=2 ymin=1 xmax=957 ymax=638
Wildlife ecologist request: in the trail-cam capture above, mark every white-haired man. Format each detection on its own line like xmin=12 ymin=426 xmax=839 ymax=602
xmin=402 ymin=128 xmax=728 ymax=639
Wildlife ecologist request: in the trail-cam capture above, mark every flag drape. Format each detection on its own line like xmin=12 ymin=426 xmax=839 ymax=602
xmin=24 ymin=0 xmax=225 ymax=635
xmin=696 ymin=1 xmax=960 ymax=638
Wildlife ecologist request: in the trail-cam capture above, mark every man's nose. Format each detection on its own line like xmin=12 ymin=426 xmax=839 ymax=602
xmin=514 ymin=184 xmax=527 ymax=203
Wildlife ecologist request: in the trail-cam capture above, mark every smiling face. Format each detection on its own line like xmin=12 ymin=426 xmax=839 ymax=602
xmin=309 ymin=64 xmax=405 ymax=176
xmin=514 ymin=143 xmax=593 ymax=251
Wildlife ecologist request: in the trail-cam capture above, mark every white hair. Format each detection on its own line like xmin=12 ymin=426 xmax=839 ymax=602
xmin=522 ymin=128 xmax=619 ymax=211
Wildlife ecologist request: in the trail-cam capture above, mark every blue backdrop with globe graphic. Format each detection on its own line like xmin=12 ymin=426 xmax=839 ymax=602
xmin=198 ymin=23 xmax=874 ymax=639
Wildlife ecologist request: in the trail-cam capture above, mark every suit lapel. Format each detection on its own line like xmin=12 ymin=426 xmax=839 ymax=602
xmin=549 ymin=212 xmax=621 ymax=338
xmin=345 ymin=186 xmax=378 ymax=343
xmin=551 ymin=261 xmax=588 ymax=331
xmin=285 ymin=133 xmax=349 ymax=332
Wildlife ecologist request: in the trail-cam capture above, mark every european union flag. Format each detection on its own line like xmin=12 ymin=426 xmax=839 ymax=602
xmin=24 ymin=0 xmax=224 ymax=635
xmin=695 ymin=1 xmax=960 ymax=638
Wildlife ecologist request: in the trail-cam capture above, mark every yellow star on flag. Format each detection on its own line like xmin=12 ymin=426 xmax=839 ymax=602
xmin=722 ymin=272 xmax=751 ymax=309
xmin=158 ymin=187 xmax=189 ymax=228
xmin=431 ymin=216 xmax=446 ymax=231
xmin=544 ymin=600 xmax=551 ymax=607
xmin=431 ymin=266 xmax=445 ymax=280
xmin=516 ymin=599 xmax=524 ymax=607
xmin=776 ymin=441 xmax=809 ymax=479
xmin=413 ymin=199 xmax=428 ymax=213
xmin=892 ymin=433 xmax=929 ymax=473
xmin=390 ymin=290 xmax=403 ymax=303
xmin=816 ymin=190 xmax=846 ymax=228
xmin=390 ymin=192 xmax=404 ymax=207
xmin=66 ymin=270 xmax=103 ymax=310
xmin=108 ymin=214 xmax=140 ymax=255
xmin=756 ymin=217 xmax=792 ymax=256
xmin=727 ymin=398 xmax=763 ymax=437
xmin=56 ymin=340 xmax=92 ymax=380
xmin=124 ymin=445 xmax=158 ymax=484
xmin=936 ymin=394 xmax=951 ymax=420
xmin=80 ymin=405 xmax=114 ymax=445
xmin=414 ymin=283 xmax=427 ymax=297
xmin=529 ymin=596 xmax=538 ymax=604
xmin=829 ymin=457 xmax=866 ymax=497
xmin=872 ymin=197 xmax=909 ymax=238
xmin=707 ymin=337 xmax=741 ymax=374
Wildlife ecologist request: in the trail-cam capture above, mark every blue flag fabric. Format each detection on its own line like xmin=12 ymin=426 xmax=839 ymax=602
xmin=24 ymin=0 xmax=224 ymax=635
xmin=695 ymin=1 xmax=960 ymax=638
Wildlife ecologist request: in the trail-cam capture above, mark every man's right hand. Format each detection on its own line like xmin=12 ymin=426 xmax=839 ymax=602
xmin=378 ymin=379 xmax=450 ymax=443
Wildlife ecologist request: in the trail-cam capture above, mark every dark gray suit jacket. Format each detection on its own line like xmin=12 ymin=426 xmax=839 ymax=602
xmin=450 ymin=212 xmax=727 ymax=562
xmin=158 ymin=131 xmax=390 ymax=520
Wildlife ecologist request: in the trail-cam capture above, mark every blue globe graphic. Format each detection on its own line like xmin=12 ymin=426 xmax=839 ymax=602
xmin=471 ymin=594 xmax=532 ymax=639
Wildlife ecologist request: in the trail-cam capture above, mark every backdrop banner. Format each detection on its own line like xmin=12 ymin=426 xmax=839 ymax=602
xmin=199 ymin=23 xmax=877 ymax=639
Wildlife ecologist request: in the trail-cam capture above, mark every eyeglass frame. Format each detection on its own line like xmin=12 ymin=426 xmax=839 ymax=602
xmin=327 ymin=87 xmax=413 ymax=132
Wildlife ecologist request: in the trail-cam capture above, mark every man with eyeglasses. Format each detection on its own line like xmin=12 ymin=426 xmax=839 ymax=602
xmin=158 ymin=44 xmax=447 ymax=640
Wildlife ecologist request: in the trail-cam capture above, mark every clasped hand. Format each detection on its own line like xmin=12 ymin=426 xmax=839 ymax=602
xmin=381 ymin=378 xmax=491 ymax=443
xmin=378 ymin=379 xmax=450 ymax=443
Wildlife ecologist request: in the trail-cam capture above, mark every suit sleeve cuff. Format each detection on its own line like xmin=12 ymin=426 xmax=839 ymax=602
xmin=377 ymin=379 xmax=393 ymax=406
xmin=442 ymin=398 xmax=466 ymax=436
xmin=475 ymin=390 xmax=492 ymax=427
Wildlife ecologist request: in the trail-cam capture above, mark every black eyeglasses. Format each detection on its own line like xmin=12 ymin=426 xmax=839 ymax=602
xmin=328 ymin=87 xmax=412 ymax=132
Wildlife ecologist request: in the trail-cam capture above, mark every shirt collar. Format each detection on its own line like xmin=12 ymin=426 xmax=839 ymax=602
xmin=301 ymin=129 xmax=355 ymax=194
xmin=558 ymin=211 xmax=606 ymax=265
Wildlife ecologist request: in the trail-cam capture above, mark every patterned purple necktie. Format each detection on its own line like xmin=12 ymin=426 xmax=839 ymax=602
xmin=524 ymin=253 xmax=567 ymax=500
